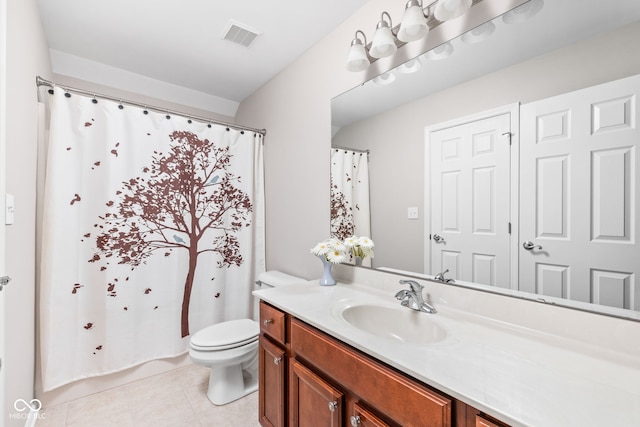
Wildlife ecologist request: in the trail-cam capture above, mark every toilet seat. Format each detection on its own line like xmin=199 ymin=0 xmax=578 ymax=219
xmin=190 ymin=319 xmax=259 ymax=351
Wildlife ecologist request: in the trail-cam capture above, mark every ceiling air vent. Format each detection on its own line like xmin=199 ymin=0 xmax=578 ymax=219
xmin=222 ymin=20 xmax=261 ymax=48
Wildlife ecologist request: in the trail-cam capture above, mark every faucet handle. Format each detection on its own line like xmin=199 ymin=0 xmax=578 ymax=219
xmin=399 ymin=279 xmax=423 ymax=293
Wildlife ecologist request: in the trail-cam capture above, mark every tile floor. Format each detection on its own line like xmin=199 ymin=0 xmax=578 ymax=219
xmin=34 ymin=363 xmax=261 ymax=427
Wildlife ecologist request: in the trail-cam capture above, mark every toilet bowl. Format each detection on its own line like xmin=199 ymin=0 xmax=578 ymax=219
xmin=189 ymin=271 xmax=305 ymax=405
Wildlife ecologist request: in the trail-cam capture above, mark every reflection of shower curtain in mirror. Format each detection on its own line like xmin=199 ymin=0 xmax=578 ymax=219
xmin=330 ymin=148 xmax=371 ymax=257
xmin=39 ymin=89 xmax=265 ymax=391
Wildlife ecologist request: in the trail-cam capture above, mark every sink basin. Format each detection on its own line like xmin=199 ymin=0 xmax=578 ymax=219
xmin=335 ymin=303 xmax=447 ymax=345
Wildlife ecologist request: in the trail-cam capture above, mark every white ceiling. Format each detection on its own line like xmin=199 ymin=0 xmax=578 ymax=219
xmin=36 ymin=0 xmax=369 ymax=111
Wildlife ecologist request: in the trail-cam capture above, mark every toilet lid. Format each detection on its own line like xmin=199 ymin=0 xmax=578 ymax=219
xmin=190 ymin=319 xmax=259 ymax=350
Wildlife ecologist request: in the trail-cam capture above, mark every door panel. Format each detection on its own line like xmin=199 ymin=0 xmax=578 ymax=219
xmin=289 ymin=358 xmax=343 ymax=427
xmin=520 ymin=74 xmax=640 ymax=310
xmin=259 ymin=336 xmax=286 ymax=427
xmin=429 ymin=111 xmax=512 ymax=288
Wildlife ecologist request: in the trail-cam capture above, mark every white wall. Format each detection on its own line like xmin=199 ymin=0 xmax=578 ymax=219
xmin=4 ymin=0 xmax=51 ymax=425
xmin=332 ymin=21 xmax=640 ymax=272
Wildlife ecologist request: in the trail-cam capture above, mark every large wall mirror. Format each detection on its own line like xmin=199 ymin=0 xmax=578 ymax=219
xmin=331 ymin=0 xmax=640 ymax=320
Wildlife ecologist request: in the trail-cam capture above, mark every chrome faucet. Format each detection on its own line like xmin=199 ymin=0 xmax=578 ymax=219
xmin=394 ymin=279 xmax=437 ymax=314
xmin=434 ymin=269 xmax=454 ymax=284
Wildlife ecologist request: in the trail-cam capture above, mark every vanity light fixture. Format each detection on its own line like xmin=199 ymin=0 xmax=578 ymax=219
xmin=345 ymin=0 xmax=476 ymax=72
xmin=460 ymin=20 xmax=496 ymax=44
xmin=346 ymin=30 xmax=370 ymax=72
xmin=502 ymin=0 xmax=544 ymax=24
xmin=398 ymin=0 xmax=430 ymax=42
xmin=434 ymin=0 xmax=472 ymax=21
xmin=369 ymin=12 xmax=397 ymax=58
xmin=396 ymin=57 xmax=422 ymax=73
xmin=421 ymin=41 xmax=454 ymax=60
xmin=372 ymin=71 xmax=396 ymax=85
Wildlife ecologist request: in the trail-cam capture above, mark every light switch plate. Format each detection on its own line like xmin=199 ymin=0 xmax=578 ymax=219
xmin=407 ymin=207 xmax=419 ymax=219
xmin=5 ymin=193 xmax=15 ymax=225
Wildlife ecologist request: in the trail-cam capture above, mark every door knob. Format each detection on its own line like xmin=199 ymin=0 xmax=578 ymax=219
xmin=350 ymin=415 xmax=361 ymax=426
xmin=328 ymin=401 xmax=338 ymax=412
xmin=522 ymin=241 xmax=542 ymax=250
xmin=273 ymin=357 xmax=282 ymax=365
xmin=433 ymin=234 xmax=445 ymax=243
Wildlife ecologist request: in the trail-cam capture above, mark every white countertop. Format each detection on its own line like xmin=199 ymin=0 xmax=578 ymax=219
xmin=254 ymin=281 xmax=640 ymax=427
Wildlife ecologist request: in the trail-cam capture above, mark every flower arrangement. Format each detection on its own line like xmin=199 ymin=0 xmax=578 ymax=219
xmin=310 ymin=237 xmax=348 ymax=264
xmin=343 ymin=236 xmax=375 ymax=261
xmin=310 ymin=236 xmax=374 ymax=264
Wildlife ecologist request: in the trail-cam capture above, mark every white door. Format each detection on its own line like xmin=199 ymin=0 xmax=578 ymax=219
xmin=428 ymin=107 xmax=514 ymax=287
xmin=520 ymin=74 xmax=640 ymax=310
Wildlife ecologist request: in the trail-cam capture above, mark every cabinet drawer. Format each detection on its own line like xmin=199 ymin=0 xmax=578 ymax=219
xmin=260 ymin=301 xmax=286 ymax=345
xmin=291 ymin=318 xmax=452 ymax=427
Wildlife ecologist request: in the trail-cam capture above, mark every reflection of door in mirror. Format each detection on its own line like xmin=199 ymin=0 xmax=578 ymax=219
xmin=330 ymin=147 xmax=371 ymax=265
xmin=519 ymin=74 xmax=640 ymax=311
xmin=427 ymin=106 xmax=514 ymax=288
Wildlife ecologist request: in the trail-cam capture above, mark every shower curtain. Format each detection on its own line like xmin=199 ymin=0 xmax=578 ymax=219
xmin=330 ymin=148 xmax=371 ymax=263
xmin=39 ymin=89 xmax=265 ymax=391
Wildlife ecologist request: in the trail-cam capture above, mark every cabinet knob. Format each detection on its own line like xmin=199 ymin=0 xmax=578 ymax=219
xmin=263 ymin=319 xmax=273 ymax=325
xmin=328 ymin=401 xmax=338 ymax=412
xmin=350 ymin=415 xmax=361 ymax=426
xmin=273 ymin=357 xmax=282 ymax=365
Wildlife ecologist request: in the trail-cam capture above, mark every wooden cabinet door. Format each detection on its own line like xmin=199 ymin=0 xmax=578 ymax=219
xmin=289 ymin=358 xmax=344 ymax=427
xmin=350 ymin=402 xmax=392 ymax=427
xmin=259 ymin=335 xmax=286 ymax=427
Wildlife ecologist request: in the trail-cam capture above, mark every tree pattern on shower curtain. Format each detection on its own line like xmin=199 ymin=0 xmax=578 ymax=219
xmin=89 ymin=130 xmax=252 ymax=337
xmin=40 ymin=90 xmax=265 ymax=391
xmin=330 ymin=148 xmax=370 ymax=243
xmin=330 ymin=175 xmax=355 ymax=241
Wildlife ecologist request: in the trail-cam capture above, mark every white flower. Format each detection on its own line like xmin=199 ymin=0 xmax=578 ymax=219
xmin=343 ymin=235 xmax=375 ymax=260
xmin=343 ymin=236 xmax=358 ymax=248
xmin=357 ymin=236 xmax=374 ymax=249
xmin=311 ymin=238 xmax=348 ymax=264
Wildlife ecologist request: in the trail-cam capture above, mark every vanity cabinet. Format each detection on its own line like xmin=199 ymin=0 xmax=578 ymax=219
xmin=258 ymin=301 xmax=510 ymax=427
xmin=290 ymin=318 xmax=450 ymax=427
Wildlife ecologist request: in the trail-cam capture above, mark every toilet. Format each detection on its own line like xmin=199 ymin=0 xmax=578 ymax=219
xmin=189 ymin=271 xmax=305 ymax=405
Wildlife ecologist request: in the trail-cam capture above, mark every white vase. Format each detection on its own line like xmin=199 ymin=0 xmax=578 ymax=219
xmin=318 ymin=256 xmax=336 ymax=286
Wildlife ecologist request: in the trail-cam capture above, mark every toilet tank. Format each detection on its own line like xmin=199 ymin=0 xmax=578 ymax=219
xmin=252 ymin=271 xmax=306 ymax=321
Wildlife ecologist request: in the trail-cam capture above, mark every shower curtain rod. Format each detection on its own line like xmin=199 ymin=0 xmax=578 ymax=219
xmin=331 ymin=145 xmax=370 ymax=155
xmin=36 ymin=76 xmax=267 ymax=136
